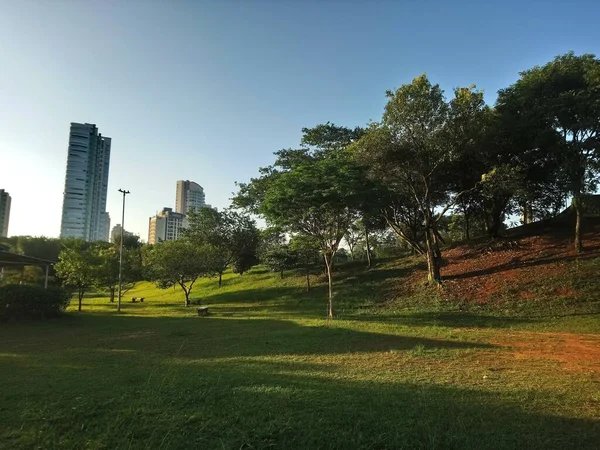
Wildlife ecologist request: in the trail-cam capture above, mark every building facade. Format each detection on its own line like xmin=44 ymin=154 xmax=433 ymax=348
xmin=110 ymin=223 xmax=134 ymax=244
xmin=0 ymin=189 xmax=11 ymax=237
xmin=148 ymin=207 xmax=188 ymax=244
xmin=60 ymin=123 xmax=111 ymax=241
xmin=175 ymin=180 xmax=206 ymax=214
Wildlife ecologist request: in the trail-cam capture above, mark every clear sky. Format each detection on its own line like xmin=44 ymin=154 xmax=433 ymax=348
xmin=1 ymin=0 xmax=599 ymax=240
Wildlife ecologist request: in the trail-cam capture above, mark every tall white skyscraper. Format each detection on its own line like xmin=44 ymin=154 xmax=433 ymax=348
xmin=60 ymin=123 xmax=111 ymax=241
xmin=0 ymin=189 xmax=11 ymax=238
xmin=175 ymin=180 xmax=206 ymax=213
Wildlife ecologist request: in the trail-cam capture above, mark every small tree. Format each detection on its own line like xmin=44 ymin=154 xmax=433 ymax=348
xmin=185 ymin=207 xmax=259 ymax=286
xmin=95 ymin=246 xmax=142 ymax=302
xmin=264 ymin=244 xmax=297 ymax=279
xmin=234 ymin=125 xmax=365 ymax=318
xmin=289 ymin=235 xmax=321 ymax=291
xmin=54 ymin=245 xmax=98 ymax=311
xmin=144 ymin=240 xmax=211 ymax=307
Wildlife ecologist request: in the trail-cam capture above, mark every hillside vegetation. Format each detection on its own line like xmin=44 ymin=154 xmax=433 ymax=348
xmin=1 ymin=224 xmax=600 ymax=449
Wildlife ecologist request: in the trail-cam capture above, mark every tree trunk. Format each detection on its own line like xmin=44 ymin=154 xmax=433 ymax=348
xmin=306 ymin=269 xmax=310 ymax=291
xmin=573 ymin=194 xmax=584 ymax=253
xmin=280 ymin=269 xmax=284 ymax=279
xmin=365 ymin=227 xmax=372 ymax=269
xmin=464 ymin=209 xmax=470 ymax=241
xmin=425 ymin=226 xmax=441 ymax=284
xmin=185 ymin=290 xmax=190 ymax=307
xmin=109 ymin=287 xmax=115 ymax=303
xmin=324 ymin=253 xmax=334 ymax=319
xmin=78 ymin=288 xmax=83 ymax=311
xmin=218 ymin=272 xmax=223 ymax=288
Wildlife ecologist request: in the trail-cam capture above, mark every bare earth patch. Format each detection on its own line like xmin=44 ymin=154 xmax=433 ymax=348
xmin=493 ymin=331 xmax=600 ymax=374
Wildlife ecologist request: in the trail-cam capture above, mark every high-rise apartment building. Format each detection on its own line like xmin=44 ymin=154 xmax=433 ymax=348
xmin=60 ymin=123 xmax=111 ymax=241
xmin=111 ymin=223 xmax=133 ymax=244
xmin=175 ymin=180 xmax=206 ymax=214
xmin=148 ymin=207 xmax=188 ymax=244
xmin=0 ymin=189 xmax=11 ymax=237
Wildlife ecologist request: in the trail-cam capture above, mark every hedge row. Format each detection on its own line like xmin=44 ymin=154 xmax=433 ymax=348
xmin=0 ymin=285 xmax=71 ymax=320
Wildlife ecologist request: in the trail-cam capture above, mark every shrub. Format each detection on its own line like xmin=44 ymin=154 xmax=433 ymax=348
xmin=0 ymin=285 xmax=71 ymax=321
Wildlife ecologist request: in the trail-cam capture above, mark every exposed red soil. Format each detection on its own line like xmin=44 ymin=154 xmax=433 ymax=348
xmin=492 ymin=331 xmax=600 ymax=374
xmin=436 ymin=221 xmax=600 ymax=303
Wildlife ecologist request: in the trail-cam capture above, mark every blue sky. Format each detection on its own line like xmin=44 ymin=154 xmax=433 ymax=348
xmin=1 ymin=0 xmax=599 ymax=239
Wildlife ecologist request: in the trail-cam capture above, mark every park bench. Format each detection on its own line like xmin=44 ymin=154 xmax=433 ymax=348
xmin=198 ymin=306 xmax=209 ymax=316
xmin=131 ymin=297 xmax=145 ymax=303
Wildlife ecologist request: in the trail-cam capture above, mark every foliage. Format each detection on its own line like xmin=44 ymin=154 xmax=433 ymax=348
xmin=143 ymin=240 xmax=214 ymax=307
xmin=234 ymin=124 xmax=367 ymax=317
xmin=263 ymin=244 xmax=297 ymax=279
xmin=353 ymin=76 xmax=487 ymax=282
xmin=54 ymin=242 xmax=99 ymax=311
xmin=0 ymin=284 xmax=70 ymax=320
xmin=185 ymin=207 xmax=260 ymax=285
xmin=94 ymin=245 xmax=143 ymax=302
xmin=497 ymin=52 xmax=600 ymax=251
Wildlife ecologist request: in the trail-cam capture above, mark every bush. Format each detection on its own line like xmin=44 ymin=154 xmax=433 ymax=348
xmin=0 ymin=285 xmax=71 ymax=321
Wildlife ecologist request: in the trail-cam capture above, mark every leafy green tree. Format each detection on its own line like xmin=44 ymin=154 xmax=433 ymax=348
xmin=185 ymin=207 xmax=260 ymax=286
xmin=344 ymin=222 xmax=362 ymax=260
xmin=234 ymin=125 xmax=366 ymax=317
xmin=54 ymin=243 xmax=99 ymax=311
xmin=289 ymin=235 xmax=322 ymax=291
xmin=95 ymin=246 xmax=142 ymax=302
xmin=497 ymin=52 xmax=600 ymax=251
xmin=353 ymin=76 xmax=484 ymax=282
xmin=264 ymin=245 xmax=297 ymax=279
xmin=143 ymin=240 xmax=213 ymax=307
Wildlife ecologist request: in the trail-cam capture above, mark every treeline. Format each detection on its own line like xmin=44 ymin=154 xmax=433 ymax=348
xmin=233 ymin=52 xmax=600 ymax=317
xmin=3 ymin=52 xmax=598 ymax=319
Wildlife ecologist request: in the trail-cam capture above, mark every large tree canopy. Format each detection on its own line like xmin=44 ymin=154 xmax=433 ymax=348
xmin=497 ymin=52 xmax=600 ymax=251
xmin=352 ymin=75 xmax=488 ymax=282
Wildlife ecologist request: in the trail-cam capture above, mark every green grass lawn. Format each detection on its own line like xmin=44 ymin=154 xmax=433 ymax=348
xmin=1 ymin=259 xmax=599 ymax=449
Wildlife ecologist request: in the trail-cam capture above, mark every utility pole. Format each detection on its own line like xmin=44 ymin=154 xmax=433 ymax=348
xmin=117 ymin=189 xmax=130 ymax=314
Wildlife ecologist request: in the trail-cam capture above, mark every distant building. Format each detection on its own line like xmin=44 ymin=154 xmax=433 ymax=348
xmin=100 ymin=212 xmax=111 ymax=242
xmin=0 ymin=189 xmax=11 ymax=237
xmin=175 ymin=180 xmax=206 ymax=214
xmin=59 ymin=123 xmax=111 ymax=241
xmin=111 ymin=223 xmax=133 ymax=244
xmin=148 ymin=208 xmax=188 ymax=244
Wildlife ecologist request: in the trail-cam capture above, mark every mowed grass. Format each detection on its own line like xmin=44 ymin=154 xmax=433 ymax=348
xmin=1 ymin=259 xmax=600 ymax=449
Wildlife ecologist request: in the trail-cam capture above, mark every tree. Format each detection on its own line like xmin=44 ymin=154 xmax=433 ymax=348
xmin=289 ymin=234 xmax=321 ymax=291
xmin=54 ymin=244 xmax=98 ymax=311
xmin=234 ymin=125 xmax=366 ymax=318
xmin=264 ymin=244 xmax=297 ymax=279
xmin=185 ymin=207 xmax=260 ymax=286
xmin=144 ymin=240 xmax=212 ymax=307
xmin=497 ymin=52 xmax=600 ymax=251
xmin=352 ymin=76 xmax=486 ymax=282
xmin=344 ymin=222 xmax=362 ymax=260
xmin=95 ymin=246 xmax=142 ymax=302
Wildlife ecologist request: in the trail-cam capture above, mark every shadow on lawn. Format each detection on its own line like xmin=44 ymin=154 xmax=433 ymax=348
xmin=1 ymin=314 xmax=599 ymax=449
xmin=48 ymin=314 xmax=494 ymax=360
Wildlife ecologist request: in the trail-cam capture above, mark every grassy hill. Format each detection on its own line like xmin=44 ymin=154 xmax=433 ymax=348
xmin=1 ymin=223 xmax=600 ymax=449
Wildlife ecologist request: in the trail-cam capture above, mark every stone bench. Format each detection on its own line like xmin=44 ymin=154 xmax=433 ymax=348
xmin=198 ymin=306 xmax=209 ymax=316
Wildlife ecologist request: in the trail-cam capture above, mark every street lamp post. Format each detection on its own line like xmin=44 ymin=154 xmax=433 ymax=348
xmin=117 ymin=188 xmax=130 ymax=314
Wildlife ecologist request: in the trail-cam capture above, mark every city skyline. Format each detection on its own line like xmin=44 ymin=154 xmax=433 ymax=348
xmin=2 ymin=2 xmax=599 ymax=239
